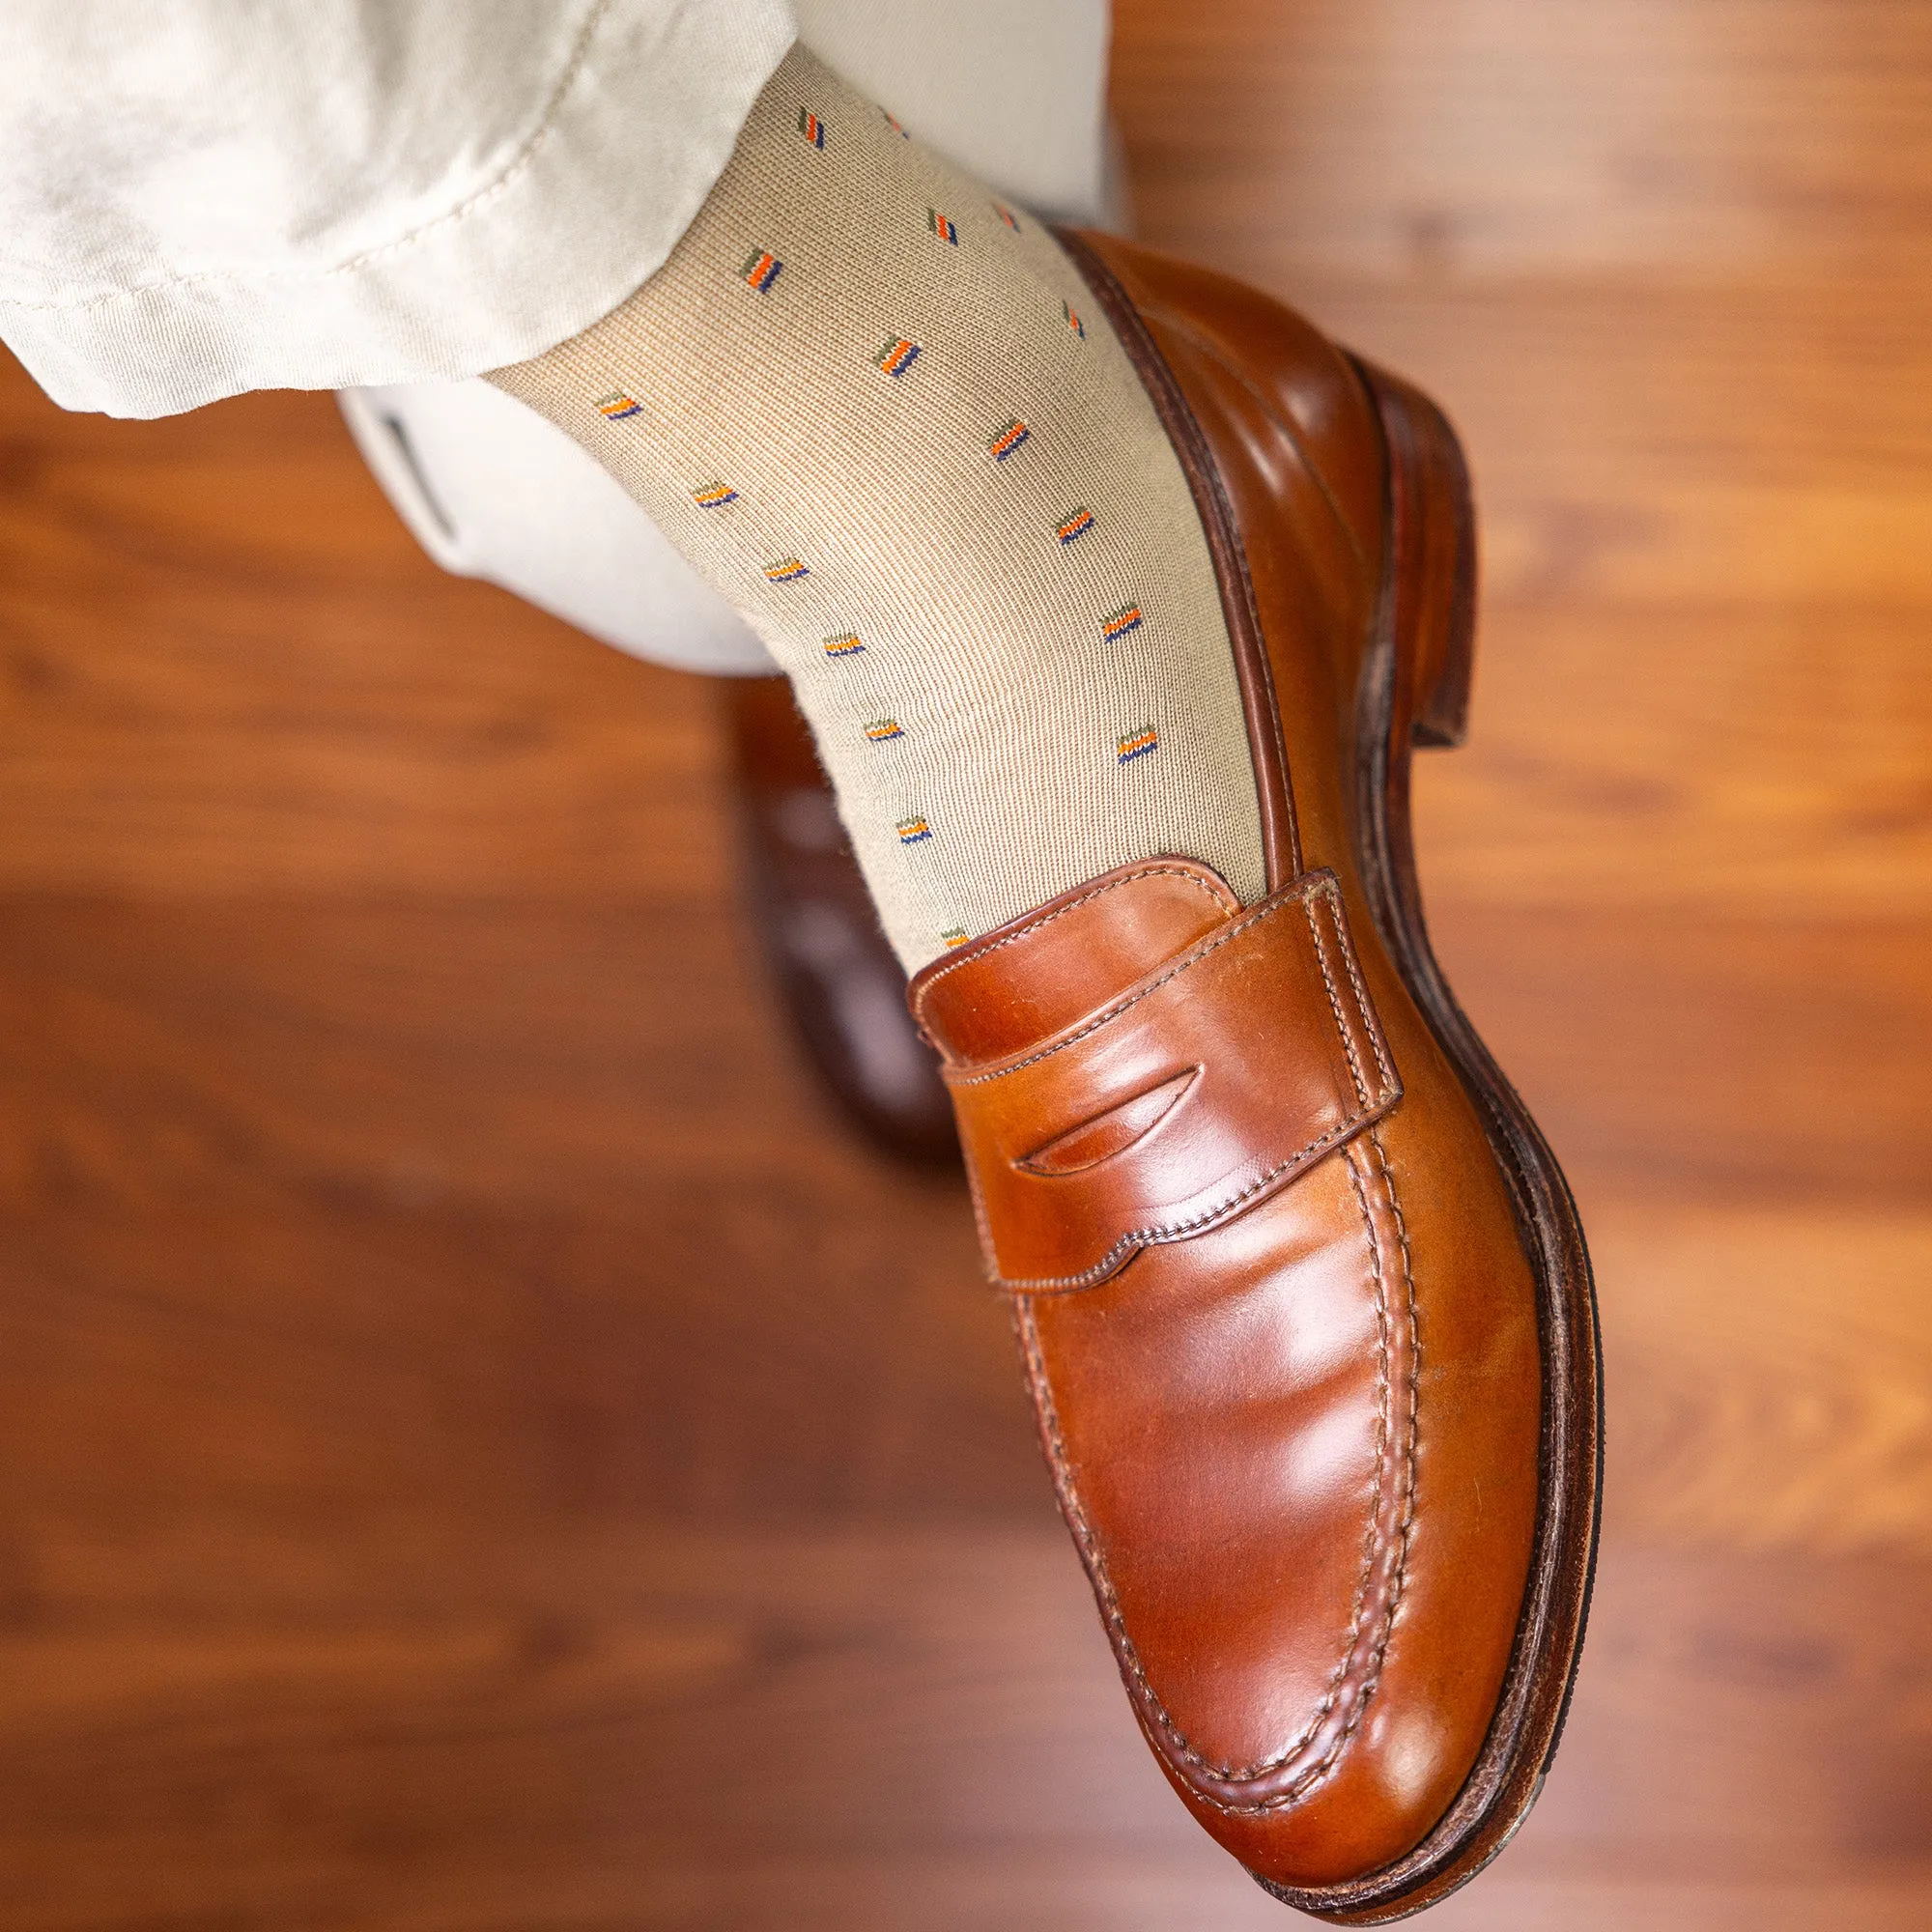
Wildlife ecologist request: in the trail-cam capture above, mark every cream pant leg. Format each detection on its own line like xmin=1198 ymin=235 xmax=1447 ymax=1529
xmin=0 ymin=0 xmax=1113 ymax=675
xmin=339 ymin=2 xmax=1118 ymax=676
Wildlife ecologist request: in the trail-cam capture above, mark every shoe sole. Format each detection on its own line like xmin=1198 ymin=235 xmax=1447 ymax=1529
xmin=1256 ymin=363 xmax=1605 ymax=1923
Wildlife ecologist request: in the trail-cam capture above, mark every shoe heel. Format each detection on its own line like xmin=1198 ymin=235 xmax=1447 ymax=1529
xmin=1356 ymin=362 xmax=1479 ymax=750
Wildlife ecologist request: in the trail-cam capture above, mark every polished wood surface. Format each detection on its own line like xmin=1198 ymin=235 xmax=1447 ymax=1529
xmin=3 ymin=3 xmax=1929 ymax=1924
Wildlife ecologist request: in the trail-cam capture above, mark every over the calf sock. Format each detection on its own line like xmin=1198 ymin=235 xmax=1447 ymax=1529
xmin=492 ymin=45 xmax=1264 ymax=970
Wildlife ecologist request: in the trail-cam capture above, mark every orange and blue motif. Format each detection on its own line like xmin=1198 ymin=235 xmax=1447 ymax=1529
xmin=896 ymin=815 xmax=933 ymax=845
xmin=741 ymin=248 xmax=783 ymax=293
xmin=927 ymin=208 xmax=959 ymax=245
xmin=883 ymin=109 xmax=909 ymax=137
xmin=940 ymin=927 xmax=970 ymax=949
xmin=994 ymin=202 xmax=1022 ymax=232
xmin=1064 ymin=298 xmax=1086 ymax=339
xmin=988 ymin=418 xmax=1031 ymax=462
xmin=823 ymin=632 xmax=866 ymax=658
xmin=875 ymin=337 xmax=922 ymax=378
xmin=1117 ymin=725 xmax=1159 ymax=765
xmin=692 ymin=481 xmax=738 ymax=509
xmin=1101 ymin=603 xmax=1144 ymax=641
xmin=864 ymin=718 xmax=905 ymax=743
xmin=764 ymin=557 xmax=810 ymax=583
xmin=595 ymin=391 xmax=642 ymax=421
xmin=798 ymin=107 xmax=825 ymax=149
xmin=1055 ymin=507 xmax=1095 ymax=545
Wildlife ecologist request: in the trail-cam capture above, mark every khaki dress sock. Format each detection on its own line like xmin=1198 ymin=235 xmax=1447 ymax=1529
xmin=493 ymin=44 xmax=1264 ymax=970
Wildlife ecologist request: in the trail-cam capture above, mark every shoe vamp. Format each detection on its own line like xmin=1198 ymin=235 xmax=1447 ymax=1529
xmin=1030 ymin=1152 xmax=1392 ymax=1780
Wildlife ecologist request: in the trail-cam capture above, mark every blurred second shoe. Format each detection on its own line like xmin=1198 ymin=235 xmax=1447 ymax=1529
xmin=724 ymin=676 xmax=957 ymax=1164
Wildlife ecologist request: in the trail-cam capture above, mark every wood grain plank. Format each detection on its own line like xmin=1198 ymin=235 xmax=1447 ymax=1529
xmin=0 ymin=366 xmax=726 ymax=898
xmin=1 ymin=0 xmax=1929 ymax=1921
xmin=0 ymin=1528 xmax=1925 ymax=1927
xmin=1113 ymin=0 xmax=1932 ymax=280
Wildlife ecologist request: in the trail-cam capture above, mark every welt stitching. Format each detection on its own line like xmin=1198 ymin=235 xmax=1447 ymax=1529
xmin=1017 ymin=1236 xmax=1378 ymax=1786
xmin=1305 ymin=894 xmax=1372 ymax=1111
xmin=952 ymin=878 xmax=1332 ymax=1089
xmin=1368 ymin=1131 xmax=1421 ymax=1715
xmin=1016 ymin=1135 xmax=1395 ymax=1793
xmin=1325 ymin=892 xmax=1397 ymax=1097
xmin=1350 ymin=1145 xmax=1395 ymax=1623
xmin=913 ymin=865 xmax=1235 ymax=1032
xmin=1188 ymin=1136 xmax=1418 ymax=1816
xmin=1195 ymin=1150 xmax=1392 ymax=1811
xmin=1242 ymin=1145 xmax=1398 ymax=1804
xmin=3 ymin=0 xmax=617 ymax=316
xmin=1372 ymin=1131 xmax=1423 ymax=1581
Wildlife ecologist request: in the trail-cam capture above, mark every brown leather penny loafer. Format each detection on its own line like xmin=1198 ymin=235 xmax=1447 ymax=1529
xmin=907 ymin=234 xmax=1601 ymax=1920
xmin=724 ymin=673 xmax=958 ymax=1164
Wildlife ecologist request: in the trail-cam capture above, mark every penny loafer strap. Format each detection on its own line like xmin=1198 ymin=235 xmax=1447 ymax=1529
xmin=945 ymin=868 xmax=1402 ymax=1293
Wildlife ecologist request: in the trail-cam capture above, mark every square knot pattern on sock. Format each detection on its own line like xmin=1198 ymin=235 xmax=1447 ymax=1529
xmin=497 ymin=54 xmax=1273 ymax=977
xmin=989 ymin=419 xmax=1032 ymax=462
xmin=741 ymin=249 xmax=783 ymax=293
xmin=1117 ymin=725 xmax=1160 ymax=765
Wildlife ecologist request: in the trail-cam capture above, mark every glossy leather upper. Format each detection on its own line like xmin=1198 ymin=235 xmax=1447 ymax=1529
xmin=921 ymin=863 xmax=1400 ymax=1292
xmin=908 ymin=236 xmax=1543 ymax=1891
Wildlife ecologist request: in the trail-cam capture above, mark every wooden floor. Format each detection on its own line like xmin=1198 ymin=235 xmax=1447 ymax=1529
xmin=3 ymin=3 xmax=1929 ymax=1925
